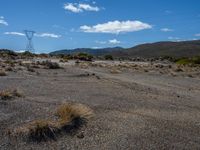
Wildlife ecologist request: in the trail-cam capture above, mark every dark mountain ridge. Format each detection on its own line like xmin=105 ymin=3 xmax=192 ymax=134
xmin=50 ymin=40 xmax=200 ymax=58
xmin=50 ymin=47 xmax=124 ymax=56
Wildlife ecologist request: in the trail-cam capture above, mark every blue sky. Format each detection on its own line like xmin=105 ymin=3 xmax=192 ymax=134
xmin=0 ymin=0 xmax=200 ymax=53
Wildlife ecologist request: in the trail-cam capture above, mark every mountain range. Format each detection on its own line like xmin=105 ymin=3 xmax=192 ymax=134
xmin=50 ymin=40 xmax=200 ymax=58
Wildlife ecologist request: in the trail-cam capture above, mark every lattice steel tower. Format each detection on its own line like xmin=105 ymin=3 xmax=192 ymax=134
xmin=24 ymin=30 xmax=35 ymax=53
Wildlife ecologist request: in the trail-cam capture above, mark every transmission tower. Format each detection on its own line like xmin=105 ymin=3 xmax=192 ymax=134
xmin=24 ymin=30 xmax=35 ymax=53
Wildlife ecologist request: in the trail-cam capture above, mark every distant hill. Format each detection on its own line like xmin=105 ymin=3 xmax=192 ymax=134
xmin=50 ymin=47 xmax=124 ymax=56
xmin=111 ymin=40 xmax=200 ymax=58
xmin=50 ymin=40 xmax=200 ymax=58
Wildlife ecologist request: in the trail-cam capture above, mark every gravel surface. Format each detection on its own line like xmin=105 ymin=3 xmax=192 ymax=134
xmin=0 ymin=60 xmax=200 ymax=150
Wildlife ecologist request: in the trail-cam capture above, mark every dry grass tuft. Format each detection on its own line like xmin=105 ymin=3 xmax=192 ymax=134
xmin=56 ymin=103 xmax=93 ymax=132
xmin=27 ymin=120 xmax=59 ymax=142
xmin=110 ymin=69 xmax=121 ymax=74
xmin=27 ymin=66 xmax=35 ymax=72
xmin=0 ymin=89 xmax=23 ymax=100
xmin=0 ymin=90 xmax=13 ymax=100
xmin=42 ymin=60 xmax=61 ymax=69
xmin=11 ymin=103 xmax=93 ymax=142
xmin=0 ymin=70 xmax=7 ymax=76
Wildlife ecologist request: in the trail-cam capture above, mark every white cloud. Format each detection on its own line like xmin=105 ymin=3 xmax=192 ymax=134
xmin=4 ymin=31 xmax=61 ymax=38
xmin=96 ymin=39 xmax=121 ymax=45
xmin=92 ymin=46 xmax=102 ymax=49
xmin=64 ymin=3 xmax=82 ymax=13
xmin=4 ymin=32 xmax=25 ymax=36
xmin=109 ymin=39 xmax=121 ymax=44
xmin=15 ymin=50 xmax=26 ymax=53
xmin=79 ymin=4 xmax=99 ymax=11
xmin=35 ymin=33 xmax=61 ymax=38
xmin=64 ymin=3 xmax=100 ymax=13
xmin=161 ymin=28 xmax=173 ymax=32
xmin=80 ymin=20 xmax=152 ymax=34
xmin=168 ymin=36 xmax=181 ymax=41
xmin=0 ymin=16 xmax=8 ymax=26
xmin=191 ymin=38 xmax=198 ymax=40
xmin=95 ymin=40 xmax=107 ymax=44
xmin=195 ymin=33 xmax=200 ymax=37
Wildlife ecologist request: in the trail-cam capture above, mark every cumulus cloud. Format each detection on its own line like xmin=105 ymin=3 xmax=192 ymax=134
xmin=4 ymin=32 xmax=25 ymax=36
xmin=35 ymin=33 xmax=61 ymax=38
xmin=109 ymin=39 xmax=121 ymax=44
xmin=80 ymin=20 xmax=152 ymax=34
xmin=161 ymin=28 xmax=173 ymax=32
xmin=64 ymin=3 xmax=82 ymax=13
xmin=0 ymin=16 xmax=8 ymax=26
xmin=64 ymin=3 xmax=100 ymax=13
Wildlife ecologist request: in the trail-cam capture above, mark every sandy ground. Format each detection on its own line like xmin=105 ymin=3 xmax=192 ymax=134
xmin=0 ymin=60 xmax=200 ymax=150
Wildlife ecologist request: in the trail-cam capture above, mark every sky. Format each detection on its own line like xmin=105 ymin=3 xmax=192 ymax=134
xmin=0 ymin=0 xmax=200 ymax=53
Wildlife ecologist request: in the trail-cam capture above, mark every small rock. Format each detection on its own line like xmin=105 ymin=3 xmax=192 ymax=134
xmin=77 ymin=132 xmax=84 ymax=139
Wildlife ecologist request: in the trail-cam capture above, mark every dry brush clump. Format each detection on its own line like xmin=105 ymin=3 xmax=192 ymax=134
xmin=39 ymin=60 xmax=61 ymax=69
xmin=110 ymin=68 xmax=121 ymax=74
xmin=0 ymin=89 xmax=23 ymax=100
xmin=0 ymin=70 xmax=7 ymax=76
xmin=56 ymin=103 xmax=93 ymax=132
xmin=12 ymin=103 xmax=93 ymax=142
xmin=27 ymin=120 xmax=59 ymax=142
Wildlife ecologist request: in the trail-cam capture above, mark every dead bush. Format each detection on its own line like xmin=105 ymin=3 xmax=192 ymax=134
xmin=5 ymin=67 xmax=13 ymax=72
xmin=27 ymin=120 xmax=59 ymax=142
xmin=56 ymin=103 xmax=93 ymax=132
xmin=27 ymin=66 xmax=35 ymax=72
xmin=12 ymin=103 xmax=93 ymax=142
xmin=0 ymin=89 xmax=23 ymax=100
xmin=0 ymin=70 xmax=7 ymax=76
xmin=110 ymin=69 xmax=121 ymax=74
xmin=41 ymin=60 xmax=61 ymax=69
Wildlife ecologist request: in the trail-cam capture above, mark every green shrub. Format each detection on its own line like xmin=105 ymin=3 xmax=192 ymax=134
xmin=176 ymin=56 xmax=200 ymax=65
xmin=104 ymin=55 xmax=113 ymax=60
xmin=76 ymin=53 xmax=93 ymax=61
xmin=176 ymin=58 xmax=192 ymax=65
xmin=192 ymin=56 xmax=200 ymax=64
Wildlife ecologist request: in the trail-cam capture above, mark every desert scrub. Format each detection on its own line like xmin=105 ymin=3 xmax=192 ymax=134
xmin=56 ymin=103 xmax=93 ymax=129
xmin=104 ymin=55 xmax=114 ymax=60
xmin=41 ymin=60 xmax=61 ymax=69
xmin=27 ymin=66 xmax=35 ymax=72
xmin=27 ymin=120 xmax=59 ymax=142
xmin=59 ymin=58 xmax=68 ymax=63
xmin=0 ymin=89 xmax=23 ymax=100
xmin=110 ymin=69 xmax=121 ymax=74
xmin=0 ymin=70 xmax=7 ymax=76
xmin=13 ymin=103 xmax=93 ymax=142
xmin=76 ymin=53 xmax=93 ymax=61
xmin=176 ymin=56 xmax=200 ymax=66
xmin=5 ymin=67 xmax=13 ymax=72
